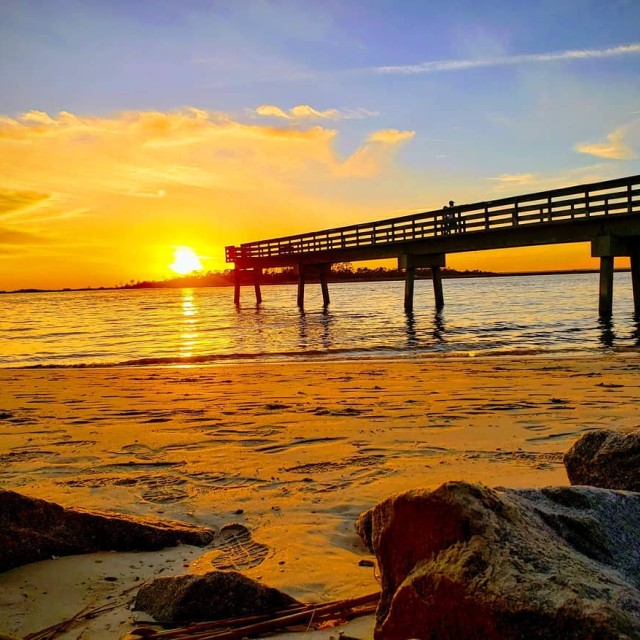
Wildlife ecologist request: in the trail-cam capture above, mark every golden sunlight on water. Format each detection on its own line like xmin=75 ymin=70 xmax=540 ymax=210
xmin=0 ymin=274 xmax=638 ymax=367
xmin=179 ymin=289 xmax=198 ymax=359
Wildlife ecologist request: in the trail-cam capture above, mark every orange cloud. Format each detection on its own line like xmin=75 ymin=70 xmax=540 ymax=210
xmin=575 ymin=123 xmax=638 ymax=160
xmin=367 ymin=129 xmax=415 ymax=144
xmin=0 ymin=109 xmax=414 ymax=289
xmin=339 ymin=129 xmax=415 ymax=177
xmin=255 ymin=104 xmax=378 ymax=121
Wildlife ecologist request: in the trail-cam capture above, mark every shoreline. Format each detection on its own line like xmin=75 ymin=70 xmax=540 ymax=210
xmin=5 ymin=346 xmax=638 ymax=371
xmin=1 ymin=353 xmax=639 ymax=637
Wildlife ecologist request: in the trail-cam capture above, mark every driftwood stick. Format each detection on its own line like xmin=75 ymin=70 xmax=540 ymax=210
xmin=139 ymin=603 xmax=309 ymax=638
xmin=131 ymin=592 xmax=380 ymax=640
xmin=184 ymin=602 xmax=379 ymax=640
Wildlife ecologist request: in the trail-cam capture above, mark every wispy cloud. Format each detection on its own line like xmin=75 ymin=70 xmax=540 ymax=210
xmin=575 ymin=122 xmax=639 ymax=160
xmin=488 ymin=173 xmax=536 ymax=187
xmin=0 ymin=226 xmax=47 ymax=246
xmin=254 ymin=104 xmax=378 ymax=121
xmin=487 ymin=164 xmax=624 ymax=193
xmin=0 ymin=189 xmax=50 ymax=216
xmin=377 ymin=43 xmax=640 ymax=75
xmin=338 ymin=129 xmax=415 ymax=177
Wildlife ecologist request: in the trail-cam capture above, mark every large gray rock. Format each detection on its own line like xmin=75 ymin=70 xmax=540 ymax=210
xmin=357 ymin=481 xmax=640 ymax=639
xmin=565 ymin=429 xmax=640 ymax=491
xmin=0 ymin=490 xmax=215 ymax=572
xmin=135 ymin=570 xmax=298 ymax=623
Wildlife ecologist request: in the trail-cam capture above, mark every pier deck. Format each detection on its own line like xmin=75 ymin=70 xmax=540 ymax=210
xmin=225 ymin=175 xmax=640 ymax=316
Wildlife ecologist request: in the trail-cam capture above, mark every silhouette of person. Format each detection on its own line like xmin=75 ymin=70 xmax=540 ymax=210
xmin=443 ymin=201 xmax=456 ymax=234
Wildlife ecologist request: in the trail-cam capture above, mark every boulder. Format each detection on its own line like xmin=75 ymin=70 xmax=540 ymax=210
xmin=357 ymin=481 xmax=640 ymax=639
xmin=134 ymin=570 xmax=298 ymax=623
xmin=0 ymin=489 xmax=215 ymax=572
xmin=565 ymin=428 xmax=640 ymax=491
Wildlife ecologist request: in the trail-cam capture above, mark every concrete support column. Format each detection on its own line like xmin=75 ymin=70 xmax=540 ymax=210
xmin=631 ymin=250 xmax=640 ymax=316
xmin=253 ymin=268 xmax=262 ymax=304
xmin=319 ymin=269 xmax=330 ymax=307
xmin=399 ymin=253 xmax=446 ymax=312
xmin=598 ymin=256 xmax=614 ymax=318
xmin=404 ymin=267 xmax=415 ymax=312
xmin=432 ymin=265 xmax=444 ymax=309
xmin=233 ymin=268 xmax=241 ymax=306
xmin=297 ymin=270 xmax=306 ymax=308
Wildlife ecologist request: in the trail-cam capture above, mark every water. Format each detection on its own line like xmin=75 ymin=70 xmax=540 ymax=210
xmin=1 ymin=273 xmax=638 ymax=367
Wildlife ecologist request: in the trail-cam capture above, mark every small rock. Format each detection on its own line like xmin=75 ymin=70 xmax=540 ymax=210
xmin=564 ymin=428 xmax=640 ymax=491
xmin=0 ymin=490 xmax=215 ymax=573
xmin=135 ymin=571 xmax=298 ymax=623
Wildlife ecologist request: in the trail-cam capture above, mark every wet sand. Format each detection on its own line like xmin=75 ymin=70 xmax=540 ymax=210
xmin=1 ymin=354 xmax=639 ymax=638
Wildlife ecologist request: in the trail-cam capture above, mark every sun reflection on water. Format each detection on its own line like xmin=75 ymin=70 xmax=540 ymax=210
xmin=180 ymin=289 xmax=198 ymax=358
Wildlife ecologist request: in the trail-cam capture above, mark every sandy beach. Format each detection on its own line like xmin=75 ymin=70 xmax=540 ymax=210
xmin=1 ymin=353 xmax=639 ymax=638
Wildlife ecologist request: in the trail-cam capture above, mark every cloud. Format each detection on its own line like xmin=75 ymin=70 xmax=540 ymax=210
xmin=0 ymin=108 xmax=415 ymax=288
xmin=339 ymin=129 xmax=415 ymax=177
xmin=575 ymin=123 xmax=638 ymax=160
xmin=0 ymin=189 xmax=50 ymax=215
xmin=367 ymin=129 xmax=415 ymax=144
xmin=489 ymin=173 xmax=536 ymax=187
xmin=255 ymin=104 xmax=378 ymax=121
xmin=0 ymin=226 xmax=47 ymax=245
xmin=377 ymin=43 xmax=640 ymax=75
xmin=255 ymin=105 xmax=290 ymax=119
xmin=486 ymin=164 xmax=626 ymax=194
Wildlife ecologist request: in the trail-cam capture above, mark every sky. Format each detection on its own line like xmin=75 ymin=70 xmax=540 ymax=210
xmin=1 ymin=0 xmax=639 ymax=290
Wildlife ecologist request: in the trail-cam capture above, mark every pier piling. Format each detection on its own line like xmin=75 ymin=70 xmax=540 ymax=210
xmin=598 ymin=256 xmax=614 ymax=318
xmin=432 ymin=265 xmax=444 ymax=310
xmin=631 ymin=249 xmax=640 ymax=315
xmin=297 ymin=270 xmax=306 ymax=308
xmin=253 ymin=268 xmax=262 ymax=304
xmin=320 ymin=269 xmax=330 ymax=307
xmin=404 ymin=267 xmax=415 ymax=312
xmin=233 ymin=268 xmax=241 ymax=306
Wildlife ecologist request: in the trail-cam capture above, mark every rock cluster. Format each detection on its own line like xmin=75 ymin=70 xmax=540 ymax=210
xmin=0 ymin=489 xmax=215 ymax=572
xmin=135 ymin=570 xmax=298 ymax=623
xmin=358 ymin=480 xmax=640 ymax=639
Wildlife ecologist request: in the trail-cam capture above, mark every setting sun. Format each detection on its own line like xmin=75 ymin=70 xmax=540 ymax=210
xmin=169 ymin=247 xmax=203 ymax=275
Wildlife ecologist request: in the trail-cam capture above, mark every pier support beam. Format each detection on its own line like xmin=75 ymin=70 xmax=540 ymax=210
xmin=399 ymin=253 xmax=446 ymax=311
xmin=233 ymin=268 xmax=241 ymax=306
xmin=297 ymin=270 xmax=306 ymax=308
xmin=296 ymin=263 xmax=332 ymax=308
xmin=233 ymin=267 xmax=263 ymax=306
xmin=319 ymin=269 xmax=330 ymax=307
xmin=404 ymin=267 xmax=415 ymax=312
xmin=631 ymin=249 xmax=640 ymax=316
xmin=598 ymin=256 xmax=614 ymax=318
xmin=253 ymin=267 xmax=262 ymax=304
xmin=432 ymin=265 xmax=444 ymax=310
xmin=591 ymin=236 xmax=640 ymax=318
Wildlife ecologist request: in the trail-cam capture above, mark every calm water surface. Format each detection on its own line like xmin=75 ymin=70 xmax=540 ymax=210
xmin=1 ymin=274 xmax=639 ymax=367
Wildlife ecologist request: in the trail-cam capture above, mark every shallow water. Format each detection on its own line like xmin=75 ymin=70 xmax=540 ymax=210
xmin=1 ymin=273 xmax=638 ymax=367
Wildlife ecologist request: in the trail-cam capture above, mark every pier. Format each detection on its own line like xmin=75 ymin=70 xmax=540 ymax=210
xmin=226 ymin=175 xmax=640 ymax=317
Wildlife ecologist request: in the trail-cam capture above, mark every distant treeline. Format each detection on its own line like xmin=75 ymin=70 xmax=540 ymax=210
xmin=118 ymin=263 xmax=494 ymax=290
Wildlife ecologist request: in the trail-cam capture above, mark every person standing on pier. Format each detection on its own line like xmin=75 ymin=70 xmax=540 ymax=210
xmin=443 ymin=201 xmax=456 ymax=234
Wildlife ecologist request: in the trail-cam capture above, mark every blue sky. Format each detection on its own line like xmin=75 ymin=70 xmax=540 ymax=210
xmin=1 ymin=0 xmax=639 ymax=287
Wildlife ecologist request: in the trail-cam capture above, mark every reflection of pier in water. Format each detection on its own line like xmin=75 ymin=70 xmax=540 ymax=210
xmin=226 ymin=175 xmax=640 ymax=318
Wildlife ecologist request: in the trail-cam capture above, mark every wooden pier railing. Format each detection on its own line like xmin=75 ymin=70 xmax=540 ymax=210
xmin=225 ymin=174 xmax=640 ymax=317
xmin=226 ymin=175 xmax=640 ymax=263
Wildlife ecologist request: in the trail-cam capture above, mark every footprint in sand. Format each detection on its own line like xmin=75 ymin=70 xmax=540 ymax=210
xmin=209 ymin=523 xmax=270 ymax=571
xmin=137 ymin=475 xmax=196 ymax=504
